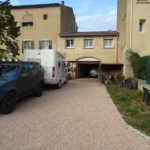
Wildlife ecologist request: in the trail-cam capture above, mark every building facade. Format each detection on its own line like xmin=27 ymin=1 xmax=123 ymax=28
xmin=6 ymin=2 xmax=77 ymax=60
xmin=1 ymin=2 xmax=124 ymax=79
xmin=57 ymin=31 xmax=122 ymax=78
xmin=117 ymin=0 xmax=150 ymax=77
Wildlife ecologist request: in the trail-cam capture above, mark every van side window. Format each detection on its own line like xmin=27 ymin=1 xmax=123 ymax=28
xmin=64 ymin=63 xmax=66 ymax=68
xmin=58 ymin=62 xmax=60 ymax=67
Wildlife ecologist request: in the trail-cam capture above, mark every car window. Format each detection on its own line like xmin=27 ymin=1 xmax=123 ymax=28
xmin=36 ymin=65 xmax=42 ymax=72
xmin=29 ymin=64 xmax=39 ymax=75
xmin=0 ymin=65 xmax=20 ymax=77
xmin=20 ymin=64 xmax=30 ymax=76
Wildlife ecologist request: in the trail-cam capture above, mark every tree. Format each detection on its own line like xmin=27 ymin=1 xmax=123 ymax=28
xmin=0 ymin=0 xmax=21 ymax=59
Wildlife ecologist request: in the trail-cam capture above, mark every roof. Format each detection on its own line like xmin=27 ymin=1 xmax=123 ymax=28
xmin=59 ymin=31 xmax=119 ymax=37
xmin=12 ymin=3 xmax=64 ymax=9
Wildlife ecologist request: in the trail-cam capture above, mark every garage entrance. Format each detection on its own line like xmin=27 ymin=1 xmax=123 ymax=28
xmin=77 ymin=63 xmax=99 ymax=78
xmin=67 ymin=57 xmax=101 ymax=80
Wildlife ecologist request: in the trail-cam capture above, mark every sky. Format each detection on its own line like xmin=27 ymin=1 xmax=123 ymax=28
xmin=10 ymin=0 xmax=117 ymax=32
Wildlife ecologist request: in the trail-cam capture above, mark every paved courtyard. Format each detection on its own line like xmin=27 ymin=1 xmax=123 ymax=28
xmin=0 ymin=78 xmax=150 ymax=149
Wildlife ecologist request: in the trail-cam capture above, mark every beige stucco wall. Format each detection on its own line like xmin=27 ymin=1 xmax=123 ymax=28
xmin=10 ymin=6 xmax=61 ymax=60
xmin=117 ymin=0 xmax=127 ymax=63
xmin=117 ymin=0 xmax=150 ymax=59
xmin=132 ymin=0 xmax=150 ymax=56
xmin=57 ymin=36 xmax=117 ymax=63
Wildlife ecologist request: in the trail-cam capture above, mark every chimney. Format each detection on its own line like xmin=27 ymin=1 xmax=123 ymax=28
xmin=61 ymin=1 xmax=65 ymax=5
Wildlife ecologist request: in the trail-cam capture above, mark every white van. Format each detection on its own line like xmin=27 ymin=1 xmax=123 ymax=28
xmin=24 ymin=49 xmax=67 ymax=88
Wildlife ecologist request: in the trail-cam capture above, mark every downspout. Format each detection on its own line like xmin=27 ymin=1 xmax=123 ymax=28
xmin=130 ymin=0 xmax=142 ymax=57
xmin=116 ymin=32 xmax=119 ymax=63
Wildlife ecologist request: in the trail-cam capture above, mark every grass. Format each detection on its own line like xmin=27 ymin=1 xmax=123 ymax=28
xmin=105 ymin=84 xmax=150 ymax=136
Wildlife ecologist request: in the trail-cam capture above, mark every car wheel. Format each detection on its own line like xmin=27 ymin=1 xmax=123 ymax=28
xmin=64 ymin=77 xmax=68 ymax=84
xmin=0 ymin=92 xmax=16 ymax=114
xmin=34 ymin=82 xmax=43 ymax=97
xmin=56 ymin=80 xmax=61 ymax=89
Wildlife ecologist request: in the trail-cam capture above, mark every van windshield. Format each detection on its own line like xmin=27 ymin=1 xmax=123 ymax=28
xmin=0 ymin=65 xmax=20 ymax=77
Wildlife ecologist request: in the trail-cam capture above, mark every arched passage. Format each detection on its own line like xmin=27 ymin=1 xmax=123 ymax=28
xmin=76 ymin=56 xmax=100 ymax=78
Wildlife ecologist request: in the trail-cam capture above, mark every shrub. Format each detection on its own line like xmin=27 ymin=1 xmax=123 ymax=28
xmin=127 ymin=52 xmax=148 ymax=80
xmin=116 ymin=73 xmax=125 ymax=81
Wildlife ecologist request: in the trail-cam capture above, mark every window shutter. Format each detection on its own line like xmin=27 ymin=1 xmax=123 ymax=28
xmin=14 ymin=41 xmax=18 ymax=51
xmin=31 ymin=40 xmax=34 ymax=49
xmin=22 ymin=41 xmax=25 ymax=53
xmin=49 ymin=40 xmax=52 ymax=49
xmin=6 ymin=46 xmax=9 ymax=53
xmin=39 ymin=40 xmax=42 ymax=49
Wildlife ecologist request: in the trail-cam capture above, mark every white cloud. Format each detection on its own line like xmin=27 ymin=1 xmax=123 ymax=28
xmin=76 ymin=7 xmax=117 ymax=31
xmin=75 ymin=2 xmax=92 ymax=14
xmin=10 ymin=0 xmax=20 ymax=6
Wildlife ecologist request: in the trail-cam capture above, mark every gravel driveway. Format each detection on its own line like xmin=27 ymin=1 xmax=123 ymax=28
xmin=0 ymin=78 xmax=150 ymax=150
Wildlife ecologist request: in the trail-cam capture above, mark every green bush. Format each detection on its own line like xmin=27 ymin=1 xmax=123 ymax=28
xmin=136 ymin=56 xmax=147 ymax=80
xmin=116 ymin=73 xmax=125 ymax=81
xmin=127 ymin=52 xmax=147 ymax=80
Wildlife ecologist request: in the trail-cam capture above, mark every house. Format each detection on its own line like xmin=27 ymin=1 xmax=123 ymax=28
xmin=4 ymin=1 xmax=124 ymax=79
xmin=117 ymin=0 xmax=150 ymax=77
xmin=8 ymin=1 xmax=77 ymax=60
xmin=57 ymin=31 xmax=122 ymax=78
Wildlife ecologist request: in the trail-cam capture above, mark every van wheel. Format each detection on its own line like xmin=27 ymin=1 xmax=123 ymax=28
xmin=64 ymin=77 xmax=68 ymax=84
xmin=34 ymin=82 xmax=43 ymax=97
xmin=57 ymin=80 xmax=61 ymax=89
xmin=0 ymin=92 xmax=16 ymax=114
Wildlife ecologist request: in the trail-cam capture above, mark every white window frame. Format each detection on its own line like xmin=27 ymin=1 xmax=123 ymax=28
xmin=42 ymin=41 xmax=49 ymax=49
xmin=104 ymin=38 xmax=114 ymax=48
xmin=84 ymin=38 xmax=94 ymax=48
xmin=66 ymin=39 xmax=74 ymax=48
xmin=139 ymin=20 xmax=146 ymax=33
xmin=24 ymin=40 xmax=32 ymax=49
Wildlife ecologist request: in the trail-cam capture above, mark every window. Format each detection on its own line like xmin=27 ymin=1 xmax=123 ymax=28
xmin=44 ymin=15 xmax=47 ymax=20
xmin=139 ymin=20 xmax=146 ymax=32
xmin=22 ymin=41 xmax=34 ymax=53
xmin=22 ymin=22 xmax=33 ymax=27
xmin=20 ymin=65 xmax=30 ymax=76
xmin=39 ymin=40 xmax=52 ymax=49
xmin=0 ymin=65 xmax=20 ymax=77
xmin=84 ymin=39 xmax=93 ymax=48
xmin=66 ymin=39 xmax=74 ymax=48
xmin=36 ymin=65 xmax=42 ymax=72
xmin=43 ymin=41 xmax=49 ymax=49
xmin=29 ymin=64 xmax=39 ymax=75
xmin=24 ymin=41 xmax=32 ymax=49
xmin=58 ymin=62 xmax=60 ymax=67
xmin=104 ymin=39 xmax=113 ymax=48
xmin=6 ymin=41 xmax=18 ymax=53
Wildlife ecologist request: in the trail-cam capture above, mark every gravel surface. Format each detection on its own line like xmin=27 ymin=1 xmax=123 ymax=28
xmin=0 ymin=78 xmax=150 ymax=150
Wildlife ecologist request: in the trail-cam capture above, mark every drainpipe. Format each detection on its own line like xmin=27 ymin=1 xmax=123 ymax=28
xmin=116 ymin=32 xmax=119 ymax=63
xmin=130 ymin=0 xmax=142 ymax=57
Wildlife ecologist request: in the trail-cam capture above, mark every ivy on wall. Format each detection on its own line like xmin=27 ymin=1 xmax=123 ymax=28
xmin=127 ymin=52 xmax=147 ymax=80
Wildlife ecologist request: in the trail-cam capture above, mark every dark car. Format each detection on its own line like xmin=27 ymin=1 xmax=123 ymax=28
xmin=0 ymin=61 xmax=44 ymax=114
xmin=89 ymin=68 xmax=98 ymax=77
